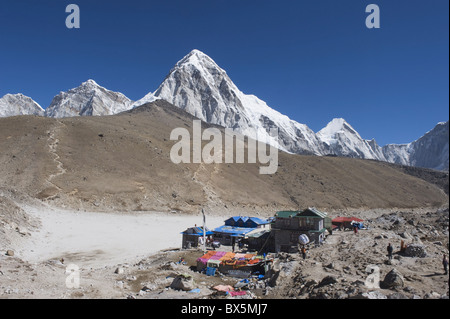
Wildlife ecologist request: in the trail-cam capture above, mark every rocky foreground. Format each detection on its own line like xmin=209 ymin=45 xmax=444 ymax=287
xmin=0 ymin=206 xmax=448 ymax=299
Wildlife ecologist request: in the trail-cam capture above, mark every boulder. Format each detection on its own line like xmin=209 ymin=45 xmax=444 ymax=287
xmin=399 ymin=231 xmax=413 ymax=240
xmin=388 ymin=292 xmax=409 ymax=299
xmin=404 ymin=244 xmax=427 ymax=258
xmin=360 ymin=291 xmax=387 ymax=299
xmin=5 ymin=250 xmax=14 ymax=256
xmin=381 ymin=268 xmax=404 ymax=289
xmin=114 ymin=267 xmax=124 ymax=274
xmin=318 ymin=275 xmax=337 ymax=287
xmin=170 ymin=274 xmax=195 ymax=291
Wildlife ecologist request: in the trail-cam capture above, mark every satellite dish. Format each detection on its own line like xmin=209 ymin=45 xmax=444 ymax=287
xmin=298 ymin=234 xmax=310 ymax=245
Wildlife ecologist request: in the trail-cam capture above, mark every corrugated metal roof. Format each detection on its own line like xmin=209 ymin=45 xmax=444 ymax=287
xmin=245 ymin=229 xmax=271 ymax=238
xmin=275 ymin=211 xmax=299 ymax=218
xmin=276 ymin=208 xmax=327 ymax=219
xmin=306 ymin=207 xmax=328 ymax=218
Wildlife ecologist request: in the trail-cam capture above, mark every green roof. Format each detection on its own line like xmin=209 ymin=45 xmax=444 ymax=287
xmin=303 ymin=207 xmax=328 ymax=219
xmin=275 ymin=207 xmax=327 ymax=219
xmin=275 ymin=211 xmax=299 ymax=218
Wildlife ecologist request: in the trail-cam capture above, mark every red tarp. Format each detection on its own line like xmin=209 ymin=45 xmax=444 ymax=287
xmin=332 ymin=217 xmax=364 ymax=223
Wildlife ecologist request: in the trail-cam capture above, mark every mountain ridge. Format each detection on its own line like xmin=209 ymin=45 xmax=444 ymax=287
xmin=1 ymin=99 xmax=447 ymax=215
xmin=0 ymin=50 xmax=447 ymax=171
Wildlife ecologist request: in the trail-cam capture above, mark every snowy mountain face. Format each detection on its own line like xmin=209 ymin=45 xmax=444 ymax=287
xmin=316 ymin=118 xmax=384 ymax=160
xmin=44 ymin=80 xmax=133 ymax=118
xmin=408 ymin=121 xmax=449 ymax=171
xmin=133 ymin=49 xmax=324 ymax=155
xmin=0 ymin=94 xmax=44 ymax=117
xmin=381 ymin=121 xmax=449 ymax=171
xmin=131 ymin=50 xmax=448 ymax=171
xmin=317 ymin=118 xmax=449 ymax=171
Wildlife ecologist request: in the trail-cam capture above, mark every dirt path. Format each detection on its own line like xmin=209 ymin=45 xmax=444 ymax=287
xmin=45 ymin=121 xmax=67 ymax=192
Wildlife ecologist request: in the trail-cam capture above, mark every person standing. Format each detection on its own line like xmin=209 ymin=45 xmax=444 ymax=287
xmin=387 ymin=243 xmax=393 ymax=260
xmin=301 ymin=246 xmax=307 ymax=260
xmin=443 ymin=255 xmax=448 ymax=275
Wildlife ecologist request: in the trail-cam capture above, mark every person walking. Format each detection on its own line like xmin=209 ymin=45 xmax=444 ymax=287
xmin=387 ymin=243 xmax=393 ymax=260
xmin=301 ymin=246 xmax=307 ymax=260
xmin=443 ymin=255 xmax=448 ymax=275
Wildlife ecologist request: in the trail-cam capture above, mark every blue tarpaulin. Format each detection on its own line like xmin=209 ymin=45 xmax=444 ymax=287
xmin=213 ymin=225 xmax=256 ymax=237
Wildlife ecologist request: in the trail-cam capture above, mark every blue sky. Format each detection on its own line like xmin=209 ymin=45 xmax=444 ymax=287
xmin=0 ymin=0 xmax=448 ymax=146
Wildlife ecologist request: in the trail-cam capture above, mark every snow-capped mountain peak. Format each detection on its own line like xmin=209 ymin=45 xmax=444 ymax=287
xmin=317 ymin=118 xmax=361 ymax=144
xmin=0 ymin=93 xmax=44 ymax=117
xmin=45 ymin=80 xmax=134 ymax=118
xmin=316 ymin=118 xmax=384 ymax=160
xmin=133 ymin=49 xmax=324 ymax=154
xmin=176 ymin=49 xmax=218 ymax=69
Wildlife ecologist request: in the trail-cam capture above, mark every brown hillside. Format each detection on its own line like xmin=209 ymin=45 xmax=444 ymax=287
xmin=0 ymin=100 xmax=447 ymax=215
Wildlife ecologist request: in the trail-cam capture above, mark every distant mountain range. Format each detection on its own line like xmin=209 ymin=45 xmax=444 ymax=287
xmin=0 ymin=50 xmax=448 ymax=171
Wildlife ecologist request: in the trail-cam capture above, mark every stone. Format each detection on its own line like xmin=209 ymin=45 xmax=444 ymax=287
xmin=318 ymin=275 xmax=337 ymax=287
xmin=170 ymin=274 xmax=195 ymax=291
xmin=5 ymin=250 xmax=14 ymax=256
xmin=114 ymin=281 xmax=124 ymax=289
xmin=404 ymin=244 xmax=427 ymax=258
xmin=388 ymin=292 xmax=408 ymax=299
xmin=114 ymin=267 xmax=124 ymax=274
xmin=399 ymin=231 xmax=413 ymax=240
xmin=361 ymin=291 xmax=387 ymax=299
xmin=381 ymin=268 xmax=404 ymax=289
xmin=424 ymin=292 xmax=442 ymax=299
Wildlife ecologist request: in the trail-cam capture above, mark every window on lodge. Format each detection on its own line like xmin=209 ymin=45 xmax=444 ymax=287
xmin=299 ymin=218 xmax=315 ymax=229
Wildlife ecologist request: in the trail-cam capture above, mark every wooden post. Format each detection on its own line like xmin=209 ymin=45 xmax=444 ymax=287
xmin=202 ymin=208 xmax=206 ymax=253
